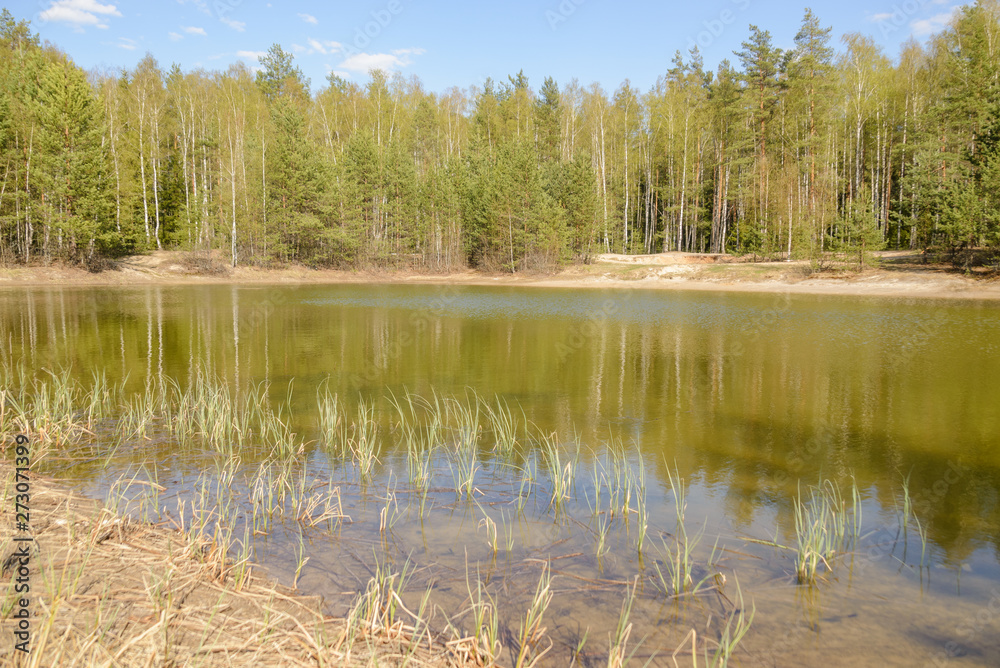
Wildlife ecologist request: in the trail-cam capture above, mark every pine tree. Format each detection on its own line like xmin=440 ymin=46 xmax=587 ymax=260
xmin=535 ymin=76 xmax=561 ymax=163
xmin=788 ymin=10 xmax=834 ymax=254
xmin=255 ymin=44 xmax=309 ymax=102
xmin=736 ymin=25 xmax=783 ymax=231
xmin=34 ymin=56 xmax=110 ymax=262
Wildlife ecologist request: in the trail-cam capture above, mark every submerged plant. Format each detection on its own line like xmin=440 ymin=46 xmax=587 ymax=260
xmin=607 ymin=577 xmax=640 ymax=668
xmin=481 ymin=393 xmax=522 ymax=459
xmin=460 ymin=566 xmax=502 ymax=664
xmin=709 ymin=576 xmax=755 ymax=667
xmin=342 ymin=556 xmax=416 ymax=644
xmin=655 ymin=466 xmax=714 ymax=596
xmin=794 ymin=478 xmax=859 ymax=584
xmin=538 ymin=430 xmax=575 ymax=513
xmin=514 ymin=563 xmax=554 ymax=668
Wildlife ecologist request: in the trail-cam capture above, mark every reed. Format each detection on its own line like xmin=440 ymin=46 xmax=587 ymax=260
xmin=447 ymin=392 xmax=482 ymax=455
xmin=350 ymin=398 xmax=380 ymax=478
xmin=539 ymin=430 xmax=574 ymax=513
xmin=588 ymin=454 xmax=604 ymax=515
xmin=481 ymin=393 xmax=521 ymax=459
xmin=708 ymin=576 xmax=755 ymax=667
xmin=595 ymin=513 xmax=612 ymax=561
xmin=450 ymin=448 xmax=480 ymax=499
xmin=633 ymin=460 xmax=648 ymax=554
xmin=343 ymin=556 xmax=416 ymax=644
xmin=462 ymin=565 xmax=502 ymax=664
xmin=514 ymin=563 xmax=554 ymax=668
xmin=516 ymin=458 xmax=537 ymax=514
xmin=899 ymin=475 xmax=929 ymax=567
xmin=317 ymin=382 xmax=348 ymax=456
xmin=478 ymin=506 xmax=499 ymax=555
xmin=231 ymin=523 xmax=254 ymax=591
xmin=501 ymin=509 xmax=515 ymax=553
xmin=607 ymin=577 xmax=639 ymax=668
xmin=379 ymin=475 xmax=401 ymax=535
xmin=900 ymin=473 xmax=913 ymax=537
xmin=655 ymin=467 xmax=712 ymax=596
xmin=915 ymin=514 xmax=929 ymax=568
xmin=5 ymin=367 xmax=96 ymax=447
xmin=293 ymin=530 xmax=310 ymax=589
xmin=170 ymin=372 xmax=298 ymax=458
xmin=793 ymin=478 xmax=859 ymax=584
xmin=83 ymin=368 xmax=119 ymax=426
xmin=389 ymin=390 xmax=438 ymax=494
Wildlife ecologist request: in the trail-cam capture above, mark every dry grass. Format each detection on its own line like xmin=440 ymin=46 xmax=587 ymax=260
xmin=0 ymin=462 xmax=465 ymax=667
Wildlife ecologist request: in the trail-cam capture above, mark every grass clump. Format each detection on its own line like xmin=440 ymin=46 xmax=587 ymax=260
xmin=655 ymin=466 xmax=716 ymax=596
xmin=793 ymin=478 xmax=860 ymax=584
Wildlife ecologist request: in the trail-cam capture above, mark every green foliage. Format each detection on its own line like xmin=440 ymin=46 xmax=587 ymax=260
xmin=255 ymin=44 xmax=309 ymax=101
xmin=0 ymin=7 xmax=998 ymax=268
xmin=836 ymin=194 xmax=885 ymax=271
xmin=33 ymin=55 xmax=112 ymax=260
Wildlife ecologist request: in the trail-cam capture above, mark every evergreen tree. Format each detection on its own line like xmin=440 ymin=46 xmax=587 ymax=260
xmin=34 ymin=56 xmax=111 ymax=261
xmin=536 ymin=76 xmax=561 ymax=163
xmin=256 ymin=44 xmax=309 ymax=101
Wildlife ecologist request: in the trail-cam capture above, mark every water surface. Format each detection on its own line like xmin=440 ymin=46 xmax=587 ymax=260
xmin=3 ymin=283 xmax=999 ymax=666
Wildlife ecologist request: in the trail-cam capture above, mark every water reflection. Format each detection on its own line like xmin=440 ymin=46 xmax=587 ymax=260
xmin=1 ymin=284 xmax=999 ymax=568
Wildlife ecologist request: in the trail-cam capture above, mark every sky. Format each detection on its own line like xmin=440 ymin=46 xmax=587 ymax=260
xmin=11 ymin=0 xmax=966 ymax=95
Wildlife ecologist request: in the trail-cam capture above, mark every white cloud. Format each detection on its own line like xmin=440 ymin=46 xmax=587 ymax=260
xmin=221 ymin=16 xmax=246 ymax=31
xmin=236 ymin=50 xmax=266 ymax=60
xmin=40 ymin=0 xmax=122 ymax=31
xmin=912 ymin=7 xmax=960 ymax=36
xmin=176 ymin=0 xmax=210 ymax=15
xmin=301 ymin=39 xmax=343 ymax=56
xmin=323 ymin=64 xmax=352 ymax=80
xmin=298 ymin=13 xmax=318 ymax=24
xmin=168 ymin=31 xmax=183 ymax=41
xmin=182 ymin=25 xmax=206 ymax=36
xmin=869 ymin=12 xmax=893 ymax=22
xmin=117 ymin=36 xmax=136 ymax=50
xmin=338 ymin=49 xmax=424 ymax=74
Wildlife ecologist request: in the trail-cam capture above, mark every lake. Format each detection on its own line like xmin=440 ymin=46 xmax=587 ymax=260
xmin=2 ymin=282 xmax=999 ymax=666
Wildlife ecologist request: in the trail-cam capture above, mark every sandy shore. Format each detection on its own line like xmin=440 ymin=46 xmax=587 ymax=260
xmin=1 ymin=250 xmax=998 ymax=301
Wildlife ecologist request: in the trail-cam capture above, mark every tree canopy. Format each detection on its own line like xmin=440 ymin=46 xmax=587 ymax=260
xmin=2 ymin=4 xmax=999 ymax=269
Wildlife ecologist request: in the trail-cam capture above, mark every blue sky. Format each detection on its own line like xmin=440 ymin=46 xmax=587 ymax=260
xmin=14 ymin=0 xmax=965 ymax=94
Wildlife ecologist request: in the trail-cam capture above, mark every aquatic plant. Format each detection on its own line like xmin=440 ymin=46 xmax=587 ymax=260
xmin=481 ymin=393 xmax=522 ymax=459
xmin=514 ymin=563 xmax=554 ymax=668
xmin=655 ymin=466 xmax=714 ymax=596
xmin=607 ymin=577 xmax=640 ymax=668
xmin=794 ymin=478 xmax=860 ymax=584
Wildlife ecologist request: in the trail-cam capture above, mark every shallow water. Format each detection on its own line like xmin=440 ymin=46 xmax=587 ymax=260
xmin=2 ymin=283 xmax=1000 ymax=665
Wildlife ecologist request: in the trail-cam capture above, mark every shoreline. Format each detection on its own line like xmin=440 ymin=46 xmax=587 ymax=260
xmin=1 ymin=251 xmax=999 ymax=301
xmin=0 ymin=460 xmax=454 ymax=666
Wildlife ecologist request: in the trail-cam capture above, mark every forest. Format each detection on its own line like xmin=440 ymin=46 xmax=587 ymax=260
xmin=1 ymin=4 xmax=999 ymax=271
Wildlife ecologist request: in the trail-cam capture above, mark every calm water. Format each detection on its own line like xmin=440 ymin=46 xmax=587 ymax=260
xmin=3 ymin=282 xmax=1000 ymax=666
